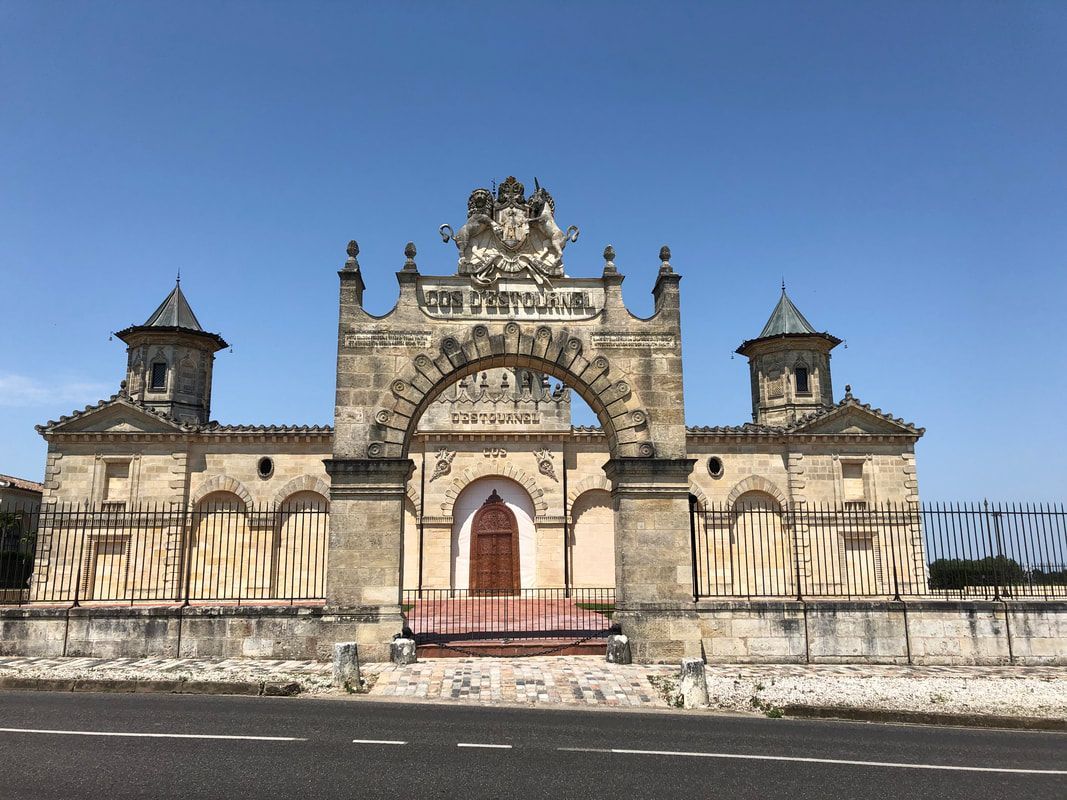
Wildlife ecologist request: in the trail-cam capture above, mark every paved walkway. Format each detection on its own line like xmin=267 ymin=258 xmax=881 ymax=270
xmin=0 ymin=656 xmax=1064 ymax=718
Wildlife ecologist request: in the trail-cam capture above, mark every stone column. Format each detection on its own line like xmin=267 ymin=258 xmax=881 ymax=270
xmin=606 ymin=457 xmax=699 ymax=662
xmin=323 ymin=458 xmax=413 ymax=662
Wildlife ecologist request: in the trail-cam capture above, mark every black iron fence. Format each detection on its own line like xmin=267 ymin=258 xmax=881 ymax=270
xmin=692 ymin=501 xmax=1067 ymax=600
xmin=402 ymin=588 xmax=616 ymax=644
xmin=0 ymin=502 xmax=328 ymax=605
xmin=5 ymin=499 xmax=1065 ymax=608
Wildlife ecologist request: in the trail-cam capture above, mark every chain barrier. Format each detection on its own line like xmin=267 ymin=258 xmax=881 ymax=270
xmin=420 ymin=633 xmax=607 ymax=659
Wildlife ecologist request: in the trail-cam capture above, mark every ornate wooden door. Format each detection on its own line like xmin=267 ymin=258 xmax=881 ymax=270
xmin=469 ymin=490 xmax=520 ymax=594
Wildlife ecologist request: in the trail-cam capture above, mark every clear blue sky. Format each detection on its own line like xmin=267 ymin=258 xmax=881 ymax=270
xmin=2 ymin=2 xmax=1065 ymax=499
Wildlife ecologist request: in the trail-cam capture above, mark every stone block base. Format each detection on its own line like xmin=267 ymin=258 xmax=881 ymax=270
xmin=616 ymin=599 xmax=1067 ymax=665
xmin=0 ymin=605 xmax=406 ymax=663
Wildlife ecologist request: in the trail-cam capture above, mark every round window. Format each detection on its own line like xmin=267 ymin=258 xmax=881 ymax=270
xmin=707 ymin=456 xmax=724 ymax=478
xmin=257 ymin=457 xmax=274 ymax=479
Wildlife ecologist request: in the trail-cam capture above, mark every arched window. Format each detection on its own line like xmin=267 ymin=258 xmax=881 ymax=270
xmin=149 ymin=361 xmax=168 ymax=391
xmin=794 ymin=365 xmax=810 ymax=395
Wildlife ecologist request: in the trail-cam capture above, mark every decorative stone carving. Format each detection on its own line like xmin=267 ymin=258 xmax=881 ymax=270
xmin=534 ymin=448 xmax=557 ymax=482
xmin=439 ymin=176 xmax=579 ymax=288
xmin=428 ymin=447 xmax=455 ymax=482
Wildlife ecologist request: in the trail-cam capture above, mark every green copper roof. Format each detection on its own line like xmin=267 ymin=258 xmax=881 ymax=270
xmin=143 ymin=281 xmax=204 ymax=331
xmin=758 ymin=288 xmax=817 ymax=338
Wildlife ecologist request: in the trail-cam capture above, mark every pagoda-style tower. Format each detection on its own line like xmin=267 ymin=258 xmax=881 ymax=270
xmin=114 ymin=281 xmax=227 ymax=425
xmin=737 ymin=287 xmax=841 ymax=427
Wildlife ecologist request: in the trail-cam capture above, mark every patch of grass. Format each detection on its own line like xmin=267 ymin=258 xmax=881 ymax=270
xmin=648 ymin=675 xmax=683 ymax=708
xmin=749 ymin=682 xmax=784 ymax=719
xmin=576 ymin=602 xmax=615 ymax=619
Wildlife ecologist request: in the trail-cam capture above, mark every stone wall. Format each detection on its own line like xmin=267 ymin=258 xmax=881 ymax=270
xmin=2 ymin=601 xmax=1063 ymax=665
xmin=624 ymin=599 xmax=1067 ymax=665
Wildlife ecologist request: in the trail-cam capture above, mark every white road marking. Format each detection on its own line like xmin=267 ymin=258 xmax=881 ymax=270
xmin=352 ymin=739 xmax=407 ymax=745
xmin=0 ymin=727 xmax=304 ymax=742
xmin=556 ymin=747 xmax=1067 ymax=775
xmin=457 ymin=742 xmax=513 ymax=749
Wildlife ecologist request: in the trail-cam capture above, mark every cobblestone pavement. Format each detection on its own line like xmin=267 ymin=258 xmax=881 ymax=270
xmin=0 ymin=656 xmax=1063 ymax=717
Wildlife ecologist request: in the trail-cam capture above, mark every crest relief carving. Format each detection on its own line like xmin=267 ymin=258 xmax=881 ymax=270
xmin=534 ymin=448 xmax=558 ymax=482
xmin=439 ymin=176 xmax=579 ymax=288
xmin=429 ymin=447 xmax=456 ymax=482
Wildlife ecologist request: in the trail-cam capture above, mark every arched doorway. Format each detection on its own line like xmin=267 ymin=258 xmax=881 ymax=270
xmin=469 ymin=489 xmax=519 ymax=594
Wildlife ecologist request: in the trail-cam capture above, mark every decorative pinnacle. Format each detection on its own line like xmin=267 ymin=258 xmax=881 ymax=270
xmin=844 ymin=384 xmax=853 ymax=398
xmin=344 ymin=239 xmax=360 ymax=270
xmin=658 ymin=245 xmax=673 ymax=275
xmin=602 ymin=244 xmax=618 ymax=276
xmin=402 ymin=241 xmax=418 ymax=272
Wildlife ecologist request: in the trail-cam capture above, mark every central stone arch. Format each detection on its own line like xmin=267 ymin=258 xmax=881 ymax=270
xmin=371 ymin=324 xmax=655 ymax=460
xmin=324 ymin=177 xmax=697 ymax=661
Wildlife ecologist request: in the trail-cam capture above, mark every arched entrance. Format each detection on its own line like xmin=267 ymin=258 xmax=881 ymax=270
xmin=469 ymin=490 xmax=519 ymax=594
xmin=324 ymin=176 xmax=696 ymax=661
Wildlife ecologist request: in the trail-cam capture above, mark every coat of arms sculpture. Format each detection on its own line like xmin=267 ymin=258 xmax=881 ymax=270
xmin=440 ymin=176 xmax=579 ymax=287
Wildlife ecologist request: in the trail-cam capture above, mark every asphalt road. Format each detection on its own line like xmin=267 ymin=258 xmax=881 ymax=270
xmin=0 ymin=691 xmax=1063 ymax=799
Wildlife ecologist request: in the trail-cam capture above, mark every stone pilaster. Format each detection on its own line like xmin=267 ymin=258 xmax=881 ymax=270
xmin=323 ymin=458 xmax=413 ymax=660
xmin=606 ymin=457 xmax=699 ymax=662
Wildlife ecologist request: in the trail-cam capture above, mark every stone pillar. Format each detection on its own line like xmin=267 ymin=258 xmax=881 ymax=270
xmin=323 ymin=458 xmax=413 ymax=662
xmin=606 ymin=457 xmax=699 ymax=662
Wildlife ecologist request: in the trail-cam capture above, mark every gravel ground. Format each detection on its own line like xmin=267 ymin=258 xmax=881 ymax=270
xmin=700 ymin=666 xmax=1067 ymax=719
xmin=0 ymin=657 xmax=1063 ymax=719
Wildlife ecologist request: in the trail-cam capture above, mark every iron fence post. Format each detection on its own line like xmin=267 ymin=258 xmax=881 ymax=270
xmin=688 ymin=494 xmax=699 ymax=602
xmin=791 ymin=503 xmax=804 ymax=602
xmin=983 ymin=499 xmax=1002 ymax=602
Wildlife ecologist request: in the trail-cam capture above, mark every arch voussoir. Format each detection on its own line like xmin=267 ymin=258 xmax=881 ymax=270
xmin=726 ymin=475 xmax=788 ymax=508
xmin=191 ymin=475 xmax=253 ymax=508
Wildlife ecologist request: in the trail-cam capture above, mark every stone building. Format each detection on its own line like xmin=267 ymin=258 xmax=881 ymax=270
xmin=36 ymin=209 xmax=924 ymax=600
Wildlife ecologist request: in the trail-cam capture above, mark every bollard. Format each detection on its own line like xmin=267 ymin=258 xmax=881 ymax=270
xmin=605 ymin=633 xmax=632 ymax=665
xmin=390 ymin=637 xmax=417 ymax=666
xmin=332 ymin=642 xmax=361 ymax=690
xmin=678 ymin=658 xmax=709 ymax=709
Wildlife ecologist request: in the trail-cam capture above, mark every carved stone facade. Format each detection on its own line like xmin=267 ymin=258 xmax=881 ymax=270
xmin=34 ymin=177 xmax=924 ymax=660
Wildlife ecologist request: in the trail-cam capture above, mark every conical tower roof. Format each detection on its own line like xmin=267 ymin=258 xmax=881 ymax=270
xmin=736 ymin=285 xmax=841 ymax=354
xmin=758 ymin=287 xmax=817 ymax=337
xmin=115 ymin=279 xmax=227 ymax=349
xmin=142 ymin=281 xmax=204 ymax=331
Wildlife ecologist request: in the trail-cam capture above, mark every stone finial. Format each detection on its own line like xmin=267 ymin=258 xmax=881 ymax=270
xmin=602 ymin=244 xmax=618 ymax=276
xmin=344 ymin=239 xmax=360 ymax=270
xmin=844 ymin=384 xmax=853 ymax=399
xmin=659 ymin=245 xmax=673 ymax=274
xmin=403 ymin=241 xmax=417 ymax=272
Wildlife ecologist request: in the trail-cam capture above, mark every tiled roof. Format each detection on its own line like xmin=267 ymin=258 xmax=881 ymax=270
xmin=687 ymin=422 xmax=784 ymax=435
xmin=688 ymin=390 xmax=923 ymax=437
xmin=200 ymin=423 xmax=333 ymax=434
xmin=0 ymin=474 xmax=44 ymax=493
xmin=36 ymin=391 xmax=186 ymax=434
xmin=38 ymin=391 xmax=332 ymax=436
xmin=790 ymin=388 xmax=924 ymax=435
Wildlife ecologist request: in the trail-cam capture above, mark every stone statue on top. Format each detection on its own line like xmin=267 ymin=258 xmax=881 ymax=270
xmin=440 ymin=176 xmax=579 ymax=288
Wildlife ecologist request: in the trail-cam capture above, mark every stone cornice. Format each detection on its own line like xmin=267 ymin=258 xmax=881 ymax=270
xmin=42 ymin=428 xmax=917 ymax=447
